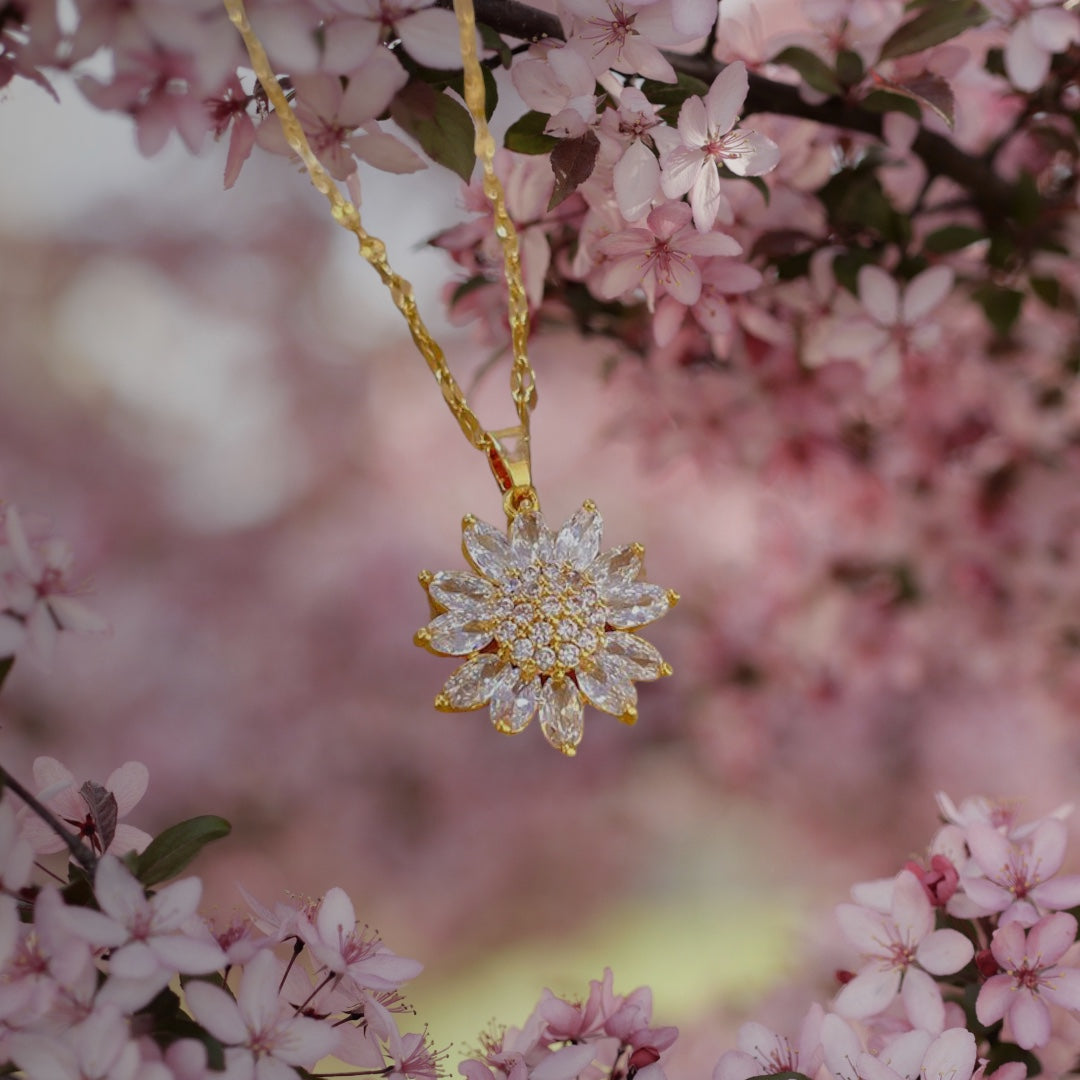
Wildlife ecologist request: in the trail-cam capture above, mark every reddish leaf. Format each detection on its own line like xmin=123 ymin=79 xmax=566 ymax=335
xmin=79 ymin=781 xmax=118 ymax=854
xmin=548 ymin=130 xmax=600 ymax=210
xmin=875 ymin=72 xmax=956 ymax=128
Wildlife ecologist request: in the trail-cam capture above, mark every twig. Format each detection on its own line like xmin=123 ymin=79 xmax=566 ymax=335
xmin=0 ymin=765 xmax=97 ymax=875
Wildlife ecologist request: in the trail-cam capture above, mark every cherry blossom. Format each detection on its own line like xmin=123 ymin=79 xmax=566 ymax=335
xmin=185 ymin=947 xmax=339 ymax=1077
xmin=713 ymin=1005 xmax=824 ymax=1080
xmin=8 ymin=1003 xmax=141 ymax=1080
xmin=598 ymin=201 xmax=741 ymax=310
xmin=961 ymin=818 xmax=1080 ymax=926
xmin=656 ymin=61 xmax=780 ymax=232
xmin=297 ymin=886 xmax=423 ymax=991
xmin=19 ymin=756 xmax=152 ymax=858
xmin=512 ymin=44 xmax=599 ymax=139
xmin=976 ymin=912 xmax=1080 ymax=1049
xmin=255 ymin=51 xmax=421 ymax=180
xmin=833 ymin=868 xmax=974 ymax=1027
xmin=0 ymin=506 xmax=107 ymax=666
xmin=325 ymin=0 xmax=465 ymax=70
xmin=982 ymin=0 xmax=1080 ymax=92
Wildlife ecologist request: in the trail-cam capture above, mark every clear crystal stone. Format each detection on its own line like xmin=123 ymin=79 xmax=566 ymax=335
xmin=510 ymin=510 xmax=553 ymax=567
xmin=441 ymin=654 xmax=510 ymax=709
xmin=493 ymin=598 xmax=514 ymax=618
xmin=555 ymin=504 xmax=604 ymax=569
xmin=490 ymin=675 xmax=540 ymax=734
xmin=513 ymin=603 xmax=532 ymax=621
xmin=576 ymin=653 xmax=636 ymax=717
xmin=535 ymin=646 xmax=556 ymax=670
xmin=540 ymin=597 xmax=560 ymax=617
xmin=427 ymin=612 xmax=494 ymax=656
xmin=534 ymin=621 xmax=554 ymax=644
xmin=556 ymin=618 xmax=577 ymax=639
xmin=497 ymin=620 xmax=517 ymax=643
xmin=603 ymin=582 xmax=672 ymax=628
xmin=602 ymin=631 xmax=665 ymax=680
xmin=539 ymin=677 xmax=585 ymax=754
xmin=463 ymin=519 xmax=514 ymax=583
xmin=588 ymin=544 xmax=643 ymax=589
xmin=578 ymin=628 xmax=599 ymax=653
xmin=511 ymin=637 xmax=534 ymax=662
xmin=428 ymin=571 xmax=494 ymax=616
xmin=557 ymin=642 xmax=580 ymax=667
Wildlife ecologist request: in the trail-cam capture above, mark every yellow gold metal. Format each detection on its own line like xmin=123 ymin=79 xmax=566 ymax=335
xmin=222 ymin=0 xmax=538 ymax=509
xmin=418 ymin=570 xmax=434 ymax=587
xmin=434 ymin=693 xmax=453 ymax=711
xmin=659 ymin=661 xmax=674 ymax=677
xmin=414 ymin=628 xmax=433 ymax=648
xmin=619 ymin=705 xmax=638 ymax=726
xmin=667 ymin=589 xmax=681 ymax=606
xmin=630 ymin=542 xmax=645 ymax=557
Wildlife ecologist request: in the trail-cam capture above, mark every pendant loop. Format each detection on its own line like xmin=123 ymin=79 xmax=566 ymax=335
xmin=487 ymin=426 xmax=532 ymax=492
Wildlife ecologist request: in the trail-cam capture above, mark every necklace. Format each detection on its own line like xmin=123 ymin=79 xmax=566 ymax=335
xmin=223 ymin=0 xmax=677 ymax=755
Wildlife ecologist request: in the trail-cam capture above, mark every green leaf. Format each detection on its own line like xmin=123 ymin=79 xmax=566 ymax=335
xmin=831 ymin=249 xmax=878 ymax=294
xmin=818 ymin=166 xmax=909 ymax=245
xmin=836 ymin=49 xmax=865 ymax=88
xmin=478 ymin=23 xmax=513 ymax=69
xmin=860 ymin=89 xmax=922 ymax=121
xmin=389 ymin=80 xmax=477 ymax=182
xmin=879 ymin=0 xmax=988 ymax=61
xmin=985 ymin=46 xmax=1007 ymax=78
xmin=984 ymin=1041 xmax=1042 ymax=1078
xmin=549 ymin=130 xmax=600 ymax=209
xmin=504 ymin=110 xmax=558 ymax=155
xmin=0 ymin=656 xmax=12 ymax=695
xmin=134 ymin=815 xmax=231 ymax=887
xmin=640 ymin=70 xmax=710 ymax=125
xmin=1030 ymin=275 xmax=1062 ymax=307
xmin=772 ymin=46 xmax=841 ymax=96
xmin=924 ymin=224 xmax=984 ymax=253
xmin=450 ymin=273 xmax=493 ymax=308
xmin=973 ymin=283 xmax=1024 ymax=337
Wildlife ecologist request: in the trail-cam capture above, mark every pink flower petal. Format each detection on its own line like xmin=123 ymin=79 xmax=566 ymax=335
xmin=833 ymin=966 xmax=900 ymax=1019
xmin=238 ymin=948 xmax=284 ymax=1033
xmin=1025 ymin=911 xmax=1077 ymax=964
xmin=185 ymin=979 xmax=248 ymax=1044
xmin=916 ymin=928 xmax=974 ymax=975
xmin=689 ymin=161 xmax=723 ymax=231
xmin=900 ymin=265 xmax=953 ymax=324
xmin=1032 ymin=873 xmax=1080 ymax=910
xmin=989 ymin=920 xmax=1028 ymax=969
xmin=340 ymin=50 xmax=408 ymax=126
xmin=614 ymin=141 xmax=660 ymax=221
xmin=105 ymin=762 xmax=149 ymax=817
xmin=975 ymin=973 xmax=1013 ymax=1026
xmin=1009 ymin=989 xmax=1051 ymax=1049
xmin=676 ymin=94 xmax=709 ymax=147
xmin=1044 ymin=967 xmax=1080 ymax=1012
xmin=660 ymin=146 xmax=705 ymax=199
xmin=857 ymin=265 xmax=900 ymax=326
xmin=1005 ymin=19 xmax=1050 ymax=91
xmin=922 ymin=1029 xmax=976 ymax=1080
xmin=704 ymin=61 xmax=748 ymax=139
xmin=722 ymin=129 xmax=780 ymax=177
xmin=400 ymin=7 xmax=474 ymax=69
xmin=901 ymin=966 xmax=945 ymax=1032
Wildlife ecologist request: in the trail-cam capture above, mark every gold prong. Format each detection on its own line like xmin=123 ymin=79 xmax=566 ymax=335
xmin=582 ymin=498 xmax=597 ymax=513
xmin=630 ymin=542 xmax=645 ymax=557
xmin=667 ymin=589 xmax=680 ymax=607
xmin=619 ymin=704 xmax=638 ymax=726
xmin=659 ymin=661 xmax=674 ymax=678
xmin=434 ymin=692 xmax=453 ymax=711
xmin=462 ymin=513 xmax=478 ymax=531
xmin=418 ymin=570 xmax=434 ymax=587
xmin=559 ymin=743 xmax=577 ymax=757
xmin=414 ymin=627 xmax=433 ymax=648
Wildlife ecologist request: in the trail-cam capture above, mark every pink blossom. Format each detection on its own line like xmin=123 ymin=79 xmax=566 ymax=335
xmin=833 ymin=868 xmax=974 ymax=1025
xmin=596 ymin=87 xmax=665 ymax=221
xmin=713 ymin=1004 xmax=824 ymax=1080
xmin=976 ymin=912 xmax=1080 ymax=1049
xmin=185 ymin=947 xmax=339 ymax=1076
xmin=62 ymin=854 xmax=226 ymax=1008
xmin=561 ymin=0 xmax=702 ymax=83
xmin=324 ymin=0 xmax=466 ymax=70
xmin=824 ymin=264 xmax=955 ymax=386
xmin=298 ymin=886 xmax=423 ymax=992
xmin=961 ymin=817 xmax=1080 ymax=925
xmin=653 ymin=256 xmax=763 ymax=346
xmin=656 ymin=61 xmax=780 ymax=231
xmin=255 ymin=51 xmax=421 ymax=180
xmin=983 ymin=0 xmax=1080 ymax=92
xmin=511 ymin=45 xmax=599 ymax=138
xmin=597 ymin=201 xmax=741 ymax=309
xmin=204 ymin=74 xmax=258 ymax=189
xmin=0 ymin=505 xmax=107 ymax=665
xmin=19 ymin=756 xmax=152 ymax=858
xmin=8 ymin=1003 xmax=141 ymax=1080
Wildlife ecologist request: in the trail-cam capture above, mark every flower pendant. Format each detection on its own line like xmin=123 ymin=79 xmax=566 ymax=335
xmin=415 ymin=500 xmax=676 ymax=756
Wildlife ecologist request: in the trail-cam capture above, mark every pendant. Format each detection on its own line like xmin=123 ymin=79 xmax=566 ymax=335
xmin=415 ymin=500 xmax=677 ymax=756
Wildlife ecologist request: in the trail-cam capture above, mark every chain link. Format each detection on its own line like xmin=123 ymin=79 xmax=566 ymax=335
xmin=222 ymin=0 xmax=536 ymax=468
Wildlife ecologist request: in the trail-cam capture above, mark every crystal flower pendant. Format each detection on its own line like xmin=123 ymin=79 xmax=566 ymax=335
xmin=415 ymin=500 xmax=677 ymax=756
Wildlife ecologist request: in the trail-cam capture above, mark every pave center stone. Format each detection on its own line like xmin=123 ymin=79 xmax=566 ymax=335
xmin=492 ymin=560 xmax=608 ymax=677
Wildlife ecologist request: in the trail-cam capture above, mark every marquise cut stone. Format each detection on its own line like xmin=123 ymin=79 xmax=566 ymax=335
xmin=576 ymin=652 xmax=636 ymax=717
xmin=556 ymin=504 xmax=603 ymax=568
xmin=428 ymin=571 xmax=495 ymax=615
xmin=603 ymin=581 xmax=671 ymax=628
xmin=539 ymin=677 xmax=584 ymax=754
xmin=491 ymin=675 xmax=540 ymax=734
xmin=427 ymin=611 xmax=494 ymax=655
xmin=602 ymin=631 xmax=665 ymax=680
xmin=463 ymin=519 xmax=514 ymax=583
xmin=441 ymin=654 xmax=511 ymax=710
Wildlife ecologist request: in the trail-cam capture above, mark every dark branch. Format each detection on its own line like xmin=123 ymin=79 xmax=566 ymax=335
xmin=441 ymin=0 xmax=1018 ymax=227
xmin=0 ymin=765 xmax=97 ymax=875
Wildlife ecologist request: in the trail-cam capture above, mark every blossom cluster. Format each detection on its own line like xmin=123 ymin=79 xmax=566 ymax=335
xmin=714 ymin=793 xmax=1080 ymax=1080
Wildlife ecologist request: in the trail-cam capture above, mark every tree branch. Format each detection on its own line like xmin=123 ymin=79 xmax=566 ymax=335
xmin=0 ymin=765 xmax=97 ymax=875
xmin=438 ymin=0 xmax=1018 ymax=228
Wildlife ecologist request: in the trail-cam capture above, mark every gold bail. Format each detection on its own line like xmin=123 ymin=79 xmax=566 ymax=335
xmin=487 ymin=426 xmax=537 ymax=517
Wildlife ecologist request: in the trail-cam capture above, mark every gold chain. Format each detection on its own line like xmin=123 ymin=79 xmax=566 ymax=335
xmin=221 ymin=0 xmax=537 ymax=504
